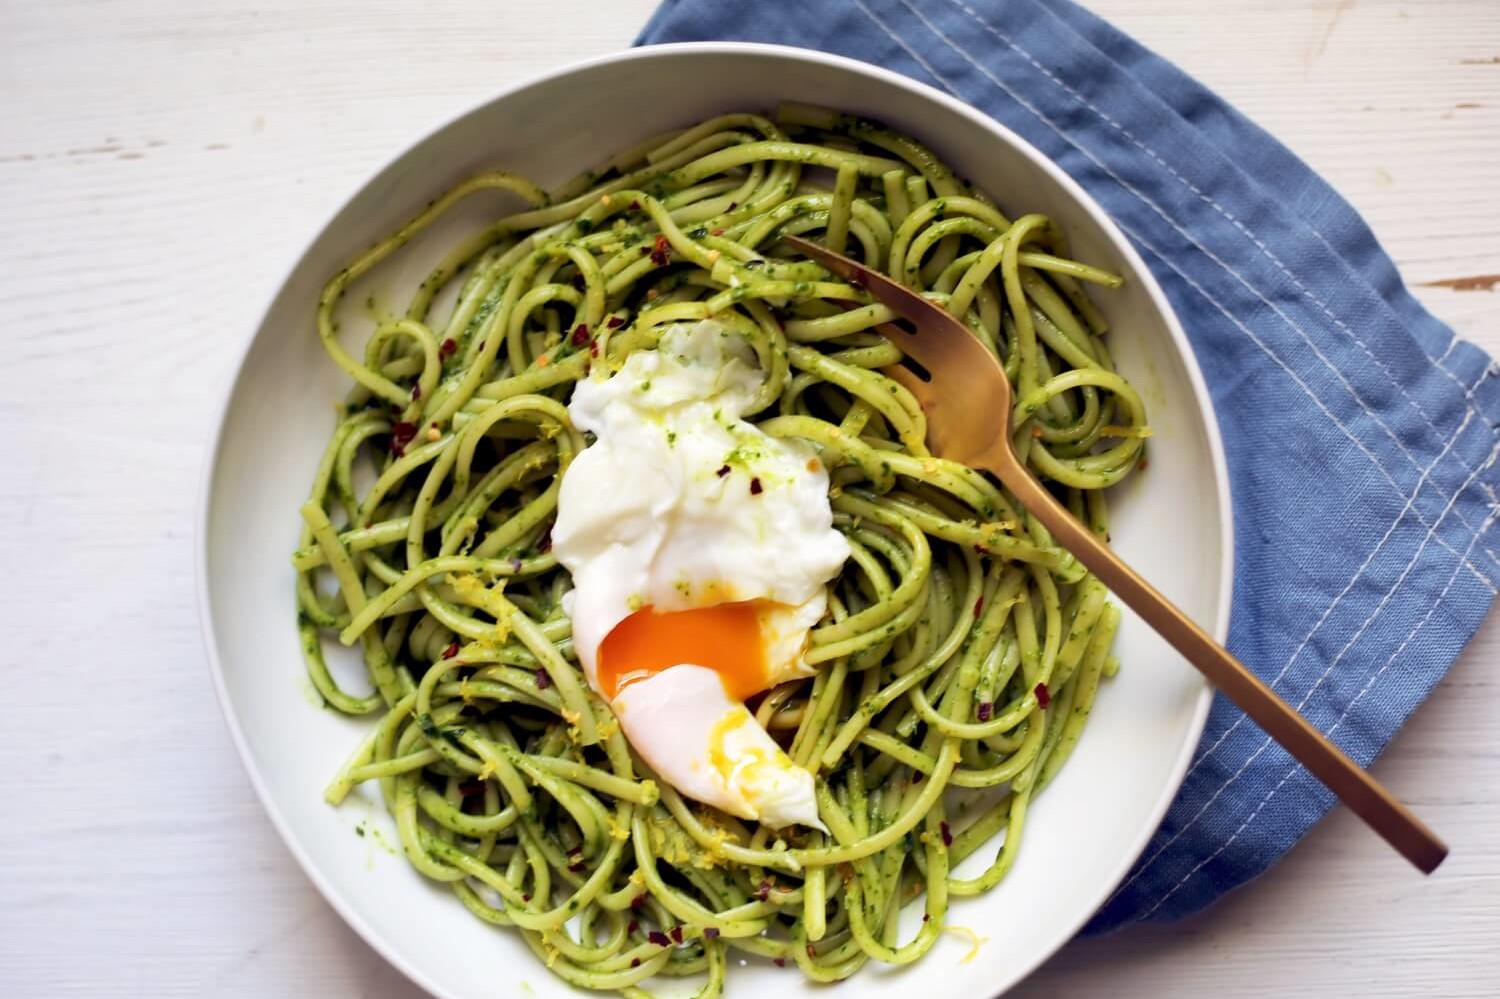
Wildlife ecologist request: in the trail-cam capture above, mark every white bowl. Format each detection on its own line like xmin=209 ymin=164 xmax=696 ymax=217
xmin=200 ymin=42 xmax=1230 ymax=999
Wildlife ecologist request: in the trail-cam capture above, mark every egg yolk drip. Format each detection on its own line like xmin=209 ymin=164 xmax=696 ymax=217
xmin=597 ymin=602 xmax=770 ymax=701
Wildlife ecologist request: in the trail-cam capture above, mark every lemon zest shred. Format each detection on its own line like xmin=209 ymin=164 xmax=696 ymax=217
xmin=942 ymin=925 xmax=988 ymax=964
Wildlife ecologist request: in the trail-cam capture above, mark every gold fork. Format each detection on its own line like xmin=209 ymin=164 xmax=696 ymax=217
xmin=784 ymin=234 xmax=1447 ymax=874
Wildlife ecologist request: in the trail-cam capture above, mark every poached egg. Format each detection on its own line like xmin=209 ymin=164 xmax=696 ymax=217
xmin=551 ymin=320 xmax=849 ymax=829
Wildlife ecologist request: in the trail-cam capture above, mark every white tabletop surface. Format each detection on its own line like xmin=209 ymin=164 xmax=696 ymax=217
xmin=2 ymin=1 xmax=1496 ymax=996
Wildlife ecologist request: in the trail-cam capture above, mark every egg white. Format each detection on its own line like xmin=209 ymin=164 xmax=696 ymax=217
xmin=612 ymin=664 xmax=823 ymax=830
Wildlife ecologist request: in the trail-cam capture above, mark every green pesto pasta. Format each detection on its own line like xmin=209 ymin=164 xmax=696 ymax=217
xmin=294 ymin=103 xmax=1146 ymax=996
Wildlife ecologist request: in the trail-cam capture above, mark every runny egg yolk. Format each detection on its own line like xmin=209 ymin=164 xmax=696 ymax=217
xmin=596 ymin=602 xmax=769 ymax=701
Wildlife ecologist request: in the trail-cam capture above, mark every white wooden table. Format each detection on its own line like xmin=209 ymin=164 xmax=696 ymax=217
xmin=2 ymin=1 xmax=1496 ymax=995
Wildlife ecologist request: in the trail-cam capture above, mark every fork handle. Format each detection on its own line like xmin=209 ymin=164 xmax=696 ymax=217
xmin=995 ymin=458 xmax=1448 ymax=873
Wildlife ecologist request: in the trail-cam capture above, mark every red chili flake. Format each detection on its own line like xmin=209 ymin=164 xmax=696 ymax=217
xmin=939 ymin=821 xmax=953 ymax=847
xmin=806 ymin=944 xmax=816 ymax=958
xmin=458 ymin=779 xmax=485 ymax=797
xmin=711 ymin=227 xmax=725 ymax=236
xmin=756 ymin=880 xmax=771 ymax=902
xmin=535 ymin=668 xmax=551 ymax=689
xmin=628 ymin=200 xmax=641 ymax=210
xmin=649 ymin=234 xmax=671 ymax=266
xmin=1034 ymin=682 xmax=1051 ymax=709
xmin=607 ymin=316 xmax=625 ymax=329
xmin=977 ymin=701 xmax=994 ymax=722
xmin=630 ymin=894 xmax=646 ymax=910
xmin=749 ymin=477 xmax=763 ymax=496
xmin=442 ymin=641 xmax=459 ymax=660
xmin=589 ymin=338 xmax=600 ymax=358
xmin=973 ymin=596 xmax=984 ymax=617
xmin=570 ymin=323 xmax=591 ymax=346
xmin=773 ymin=958 xmax=786 ymax=968
xmin=703 ymin=927 xmax=720 ymax=940
xmin=410 ymin=383 xmax=421 ymax=400
xmin=628 ymin=919 xmax=639 ymax=934
xmin=390 ymin=422 xmax=417 ymax=453
xmin=669 ymin=926 xmax=684 ymax=944
xmin=537 ymin=529 xmax=552 ymax=554
xmin=522 ymin=893 xmax=531 ymax=902
xmin=648 ymin=930 xmax=670 ymax=947
xmin=439 ymin=338 xmax=457 ymax=358
xmin=716 ymin=465 xmax=731 ymax=478
xmin=568 ymin=858 xmax=586 ymax=872
xmin=630 ymin=958 xmax=641 ymax=968
xmin=975 ymin=544 xmax=990 ymax=555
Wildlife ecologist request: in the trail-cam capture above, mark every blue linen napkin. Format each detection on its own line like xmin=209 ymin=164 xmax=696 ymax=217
xmin=637 ymin=0 xmax=1500 ymax=931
